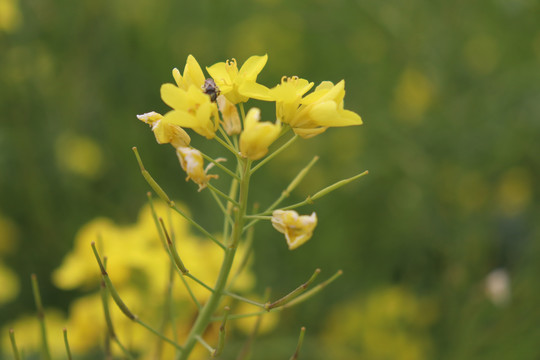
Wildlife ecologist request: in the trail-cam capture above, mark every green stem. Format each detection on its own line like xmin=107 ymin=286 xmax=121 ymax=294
xmin=250 ymin=134 xmax=298 ymax=174
xmin=31 ymin=274 xmax=51 ymax=360
xmin=212 ymin=306 xmax=230 ymax=357
xmin=289 ymin=327 xmax=306 ymax=360
xmin=9 ymin=329 xmax=21 ymax=360
xmin=223 ymin=291 xmax=266 ymax=308
xmin=244 ymin=156 xmax=319 ymax=231
xmin=148 ymin=194 xmax=200 ymax=309
xmin=134 ymin=147 xmax=226 ymax=250
xmin=63 ymin=328 xmax=73 ymax=360
xmin=211 ymin=270 xmax=343 ymax=322
xmin=258 ymin=170 xmax=369 ymax=216
xmin=176 ymin=159 xmax=252 ymax=360
xmin=207 ymin=183 xmax=240 ymax=207
xmin=214 ymin=134 xmax=239 ymax=156
xmin=200 ymin=151 xmax=239 ymax=180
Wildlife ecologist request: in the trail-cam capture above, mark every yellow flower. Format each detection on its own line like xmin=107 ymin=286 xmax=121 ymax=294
xmin=289 ymin=80 xmax=362 ymax=138
xmin=239 ymin=108 xmax=281 ymax=160
xmin=217 ymin=95 xmax=241 ymax=135
xmin=206 ymin=54 xmax=270 ymax=104
xmin=243 ymin=77 xmax=363 ymax=138
xmin=161 ymin=84 xmax=220 ymax=139
xmin=137 ymin=111 xmax=191 ymax=148
xmin=176 ymin=146 xmax=220 ymax=191
xmin=271 ymin=210 xmax=317 ymax=250
xmin=171 ymin=54 xmax=206 ymax=90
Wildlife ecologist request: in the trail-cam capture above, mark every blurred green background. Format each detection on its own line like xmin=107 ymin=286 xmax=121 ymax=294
xmin=1 ymin=0 xmax=540 ymax=358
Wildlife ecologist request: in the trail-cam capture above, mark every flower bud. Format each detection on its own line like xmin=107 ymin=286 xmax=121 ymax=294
xmin=239 ymin=108 xmax=281 ymax=160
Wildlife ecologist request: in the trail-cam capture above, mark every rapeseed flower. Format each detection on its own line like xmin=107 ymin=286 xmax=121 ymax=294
xmin=271 ymin=210 xmax=317 ymax=250
xmin=161 ymin=84 xmax=220 ymax=139
xmin=244 ymin=76 xmax=362 ymax=138
xmin=207 ymin=54 xmax=270 ymax=104
xmin=239 ymin=108 xmax=281 ymax=160
xmin=176 ymin=147 xmax=219 ymax=191
xmin=137 ymin=111 xmax=191 ymax=148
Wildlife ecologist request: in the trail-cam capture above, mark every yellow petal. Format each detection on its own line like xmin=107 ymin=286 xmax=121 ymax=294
xmin=183 ymin=54 xmax=206 ymax=88
xmin=160 ymin=83 xmax=188 ymax=110
xmin=152 ymin=121 xmax=191 ymax=147
xmin=238 ymin=54 xmax=268 ymax=80
xmin=207 ymin=62 xmax=233 ymax=86
xmin=238 ymin=81 xmax=272 ymax=101
xmin=162 ymin=110 xmax=198 ymax=128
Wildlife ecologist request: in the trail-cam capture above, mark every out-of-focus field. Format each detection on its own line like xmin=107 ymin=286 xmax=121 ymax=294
xmin=1 ymin=0 xmax=539 ymax=358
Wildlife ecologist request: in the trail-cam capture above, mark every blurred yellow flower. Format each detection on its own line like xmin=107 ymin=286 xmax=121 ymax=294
xmin=207 ymin=54 xmax=270 ymax=104
xmin=393 ymin=68 xmax=434 ymax=123
xmin=239 ymin=108 xmax=281 ymax=160
xmin=161 ymin=83 xmax=220 ymax=139
xmin=176 ymin=146 xmax=219 ymax=191
xmin=2 ymin=309 xmax=67 ymax=358
xmin=0 ymin=0 xmax=21 ymax=32
xmin=55 ymin=132 xmax=104 ymax=179
xmin=137 ymin=111 xmax=191 ymax=148
xmin=50 ymin=201 xmax=255 ymax=357
xmin=323 ymin=287 xmax=437 ymax=360
xmin=0 ymin=213 xmax=18 ymax=254
xmin=0 ymin=262 xmax=19 ymax=304
xmin=271 ymin=210 xmax=317 ymax=250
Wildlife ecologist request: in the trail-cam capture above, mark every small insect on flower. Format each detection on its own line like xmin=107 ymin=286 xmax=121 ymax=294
xmin=202 ymin=78 xmax=220 ymax=102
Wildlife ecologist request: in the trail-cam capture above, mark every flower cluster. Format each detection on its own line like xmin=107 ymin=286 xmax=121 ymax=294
xmin=138 ymin=54 xmax=363 ymax=249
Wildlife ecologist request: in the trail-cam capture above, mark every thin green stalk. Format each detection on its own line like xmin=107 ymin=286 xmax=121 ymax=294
xmin=200 ymin=151 xmax=239 ymax=180
xmin=289 ymin=327 xmax=306 ymax=360
xmin=9 ymin=329 xmax=21 ymax=360
xmin=100 ymin=257 xmax=136 ymax=360
xmin=218 ymin=126 xmax=237 ymax=151
xmin=148 ymin=194 xmax=200 ymax=308
xmin=176 ymin=159 xmax=252 ymax=360
xmin=250 ymin=134 xmax=298 ymax=174
xmin=258 ymin=170 xmax=369 ymax=216
xmin=228 ymin=212 xmax=256 ymax=289
xmin=265 ymin=269 xmax=320 ymax=310
xmin=134 ymin=147 xmax=226 ymax=250
xmin=209 ymin=187 xmax=234 ymax=226
xmin=171 ymin=203 xmax=226 ymax=250
xmin=223 ymin=291 xmax=266 ymax=308
xmin=166 ymin=211 xmax=179 ymax=342
xmin=195 ymin=335 xmax=215 ymax=354
xmin=214 ymin=134 xmax=239 ymax=156
xmin=207 ymin=183 xmax=240 ymax=207
xmin=160 ymin=218 xmax=188 ymax=274
xmin=212 ymin=307 xmax=230 ymax=358
xmin=186 ymin=273 xmax=214 ymax=293
xmin=244 ymin=156 xmax=319 ymax=231
xmin=239 ymin=103 xmax=246 ymax=122
xmin=244 ymin=215 xmax=271 ymax=220
xmin=211 ymin=270 xmax=343 ymax=322
xmin=31 ymin=274 xmax=51 ymax=360
xmin=223 ymin=178 xmax=239 ymax=242
xmin=63 ymin=328 xmax=73 ymax=360
xmin=236 ymin=288 xmax=269 ymax=360
xmin=91 ymin=242 xmax=183 ymax=352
